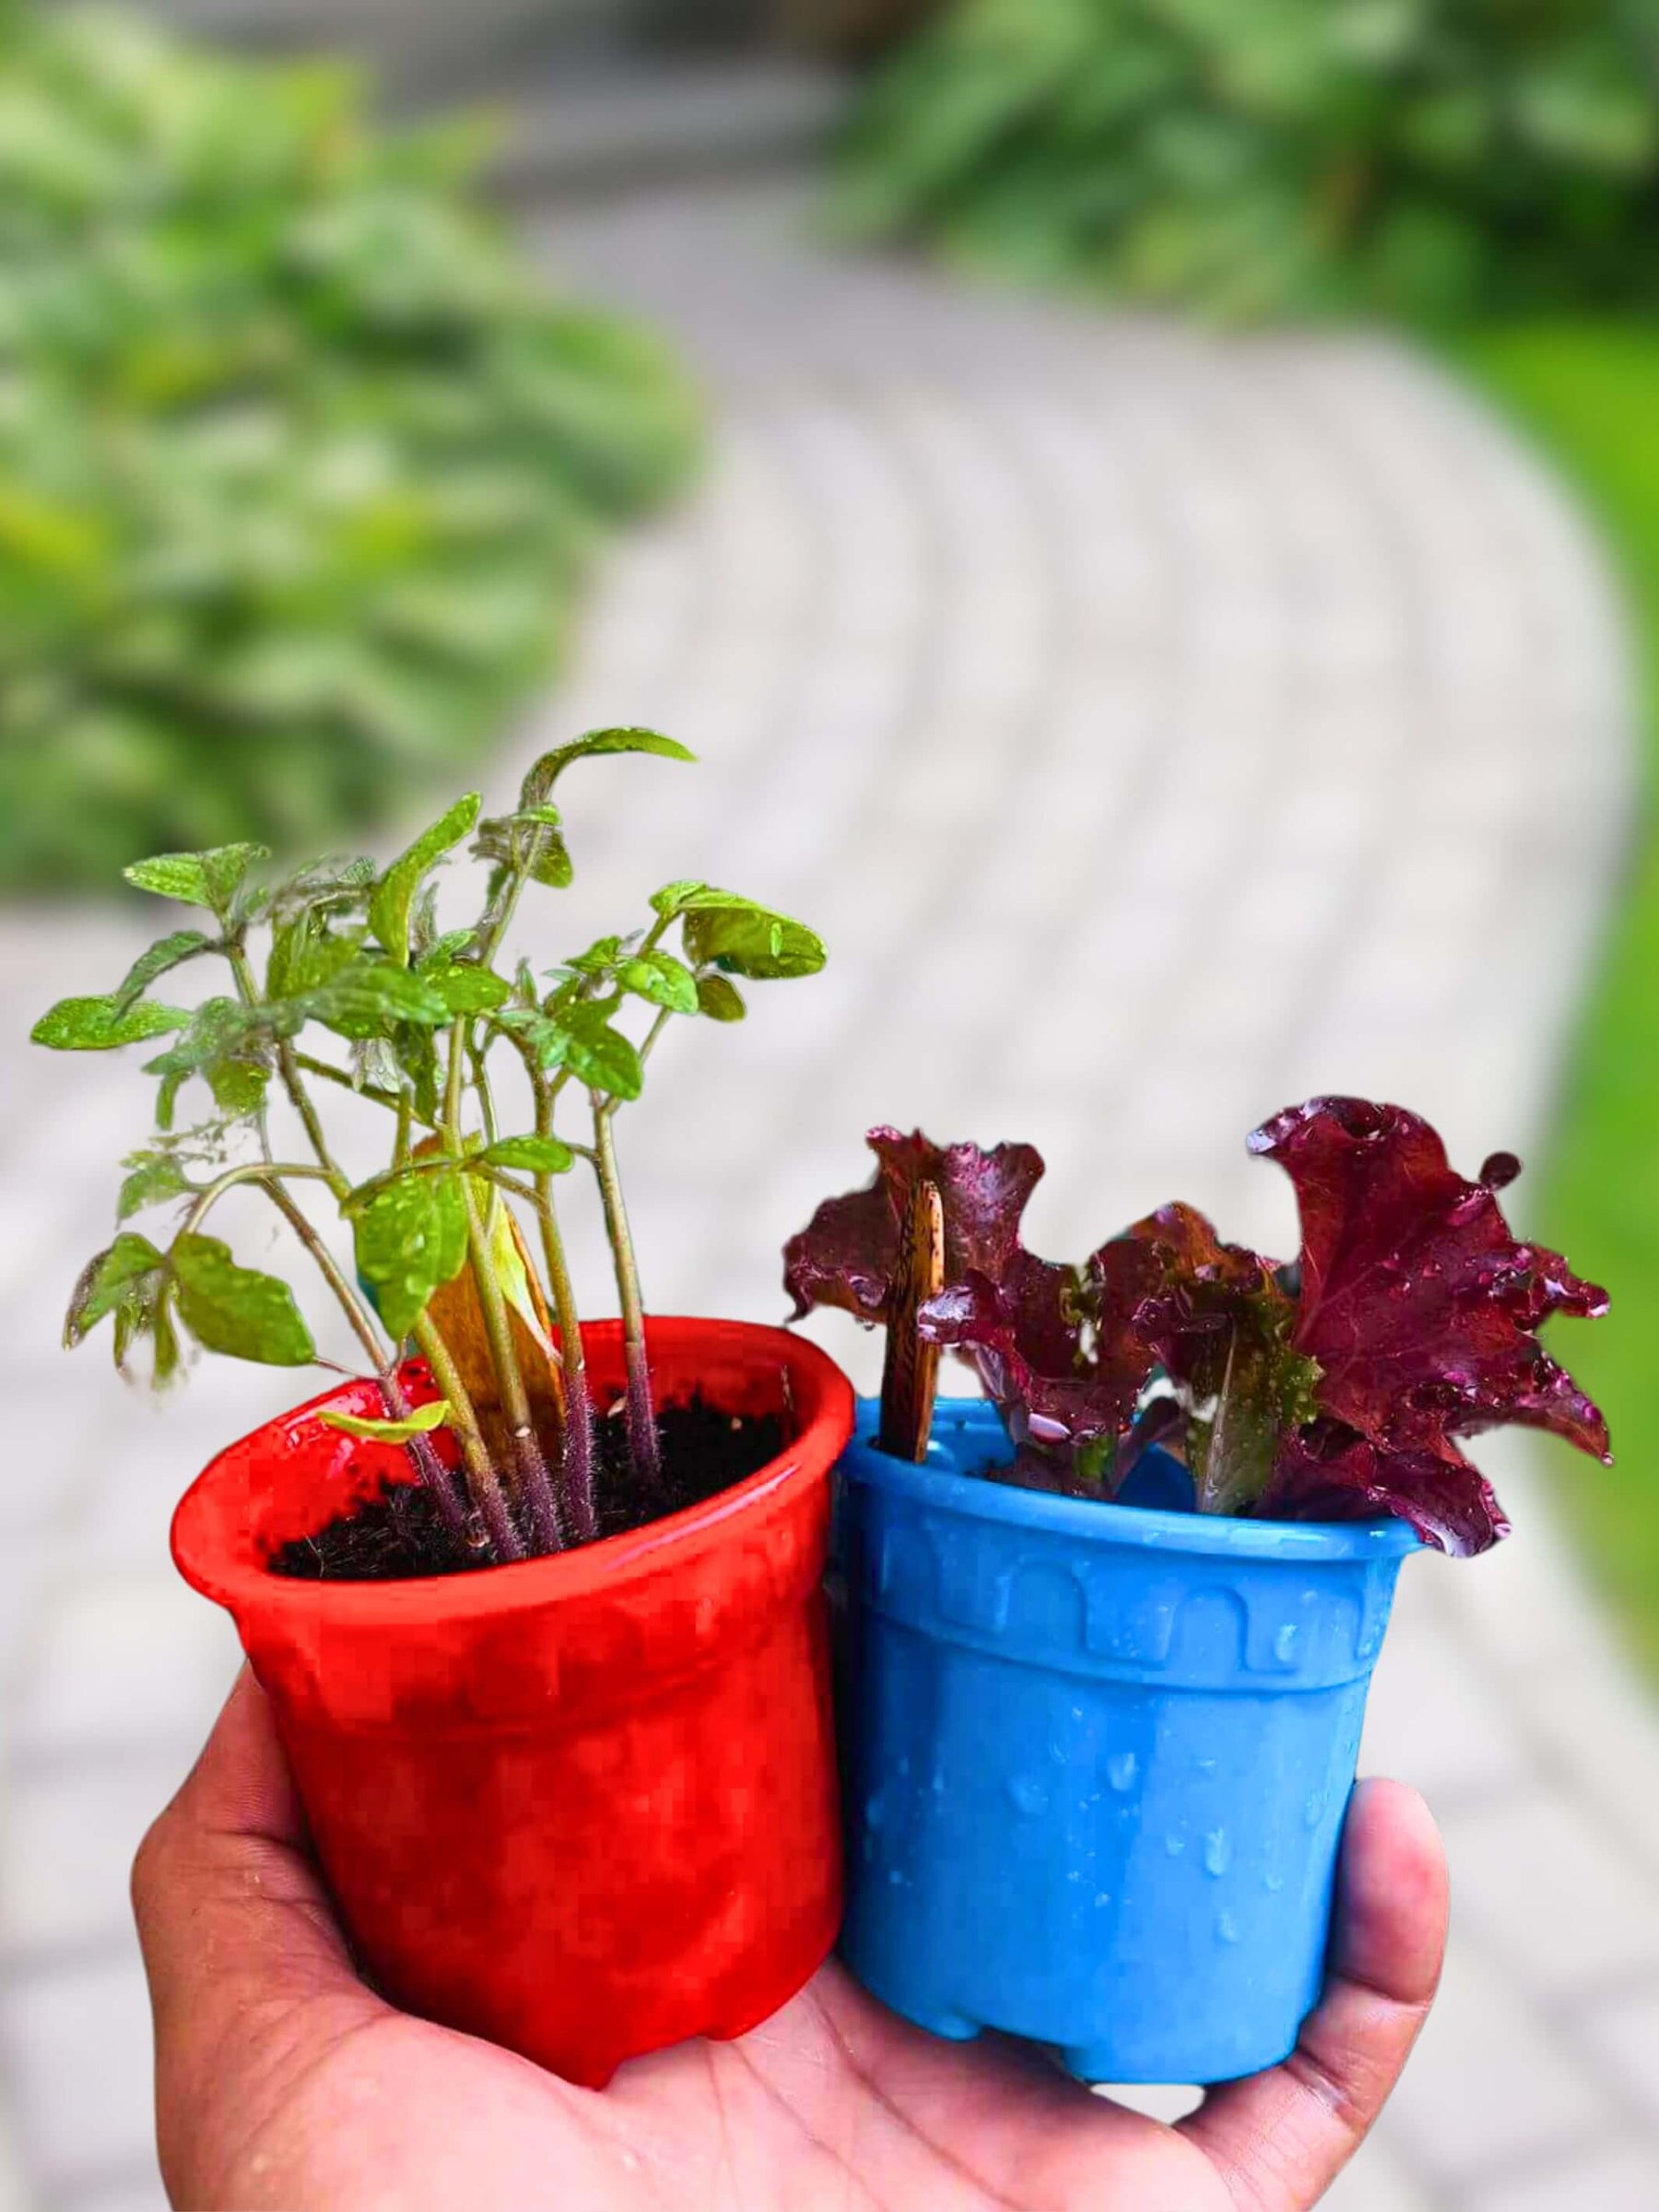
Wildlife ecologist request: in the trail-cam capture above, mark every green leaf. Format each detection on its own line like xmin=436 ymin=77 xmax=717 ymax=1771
xmin=32 ymin=994 xmax=190 ymax=1051
xmin=418 ymin=961 xmax=510 ymax=1015
xmin=617 ymin=949 xmax=699 ymax=1014
xmin=207 ymin=1059 xmax=271 ymax=1118
xmin=141 ymin=999 xmax=269 ymax=1126
xmin=474 ymin=814 xmax=573 ymax=890
xmin=478 ymin=1134 xmax=576 ymax=1175
xmin=112 ymin=931 xmax=214 ymax=1015
xmin=495 ymin=1003 xmax=644 ymax=1098
xmin=124 ymin=845 xmax=268 ymax=916
xmin=65 ymin=1233 xmax=165 ymax=1347
xmin=696 ymin=973 xmax=747 ymax=1022
xmin=674 ymin=888 xmax=827 ymax=980
xmin=480 ymin=1188 xmax=554 ymax=1359
xmin=650 ymin=877 xmax=706 ymax=919
xmin=266 ymin=913 xmax=365 ymax=1002
xmin=306 ymin=963 xmax=453 ymax=1039
xmin=320 ymin=1400 xmax=452 ymax=1443
xmin=171 ymin=1234 xmax=315 ymax=1367
xmin=563 ymin=1009 xmax=643 ymax=1100
xmin=354 ymin=1171 xmax=470 ymax=1339
xmin=370 ymin=794 xmax=482 ymax=967
xmin=117 ymin=1154 xmax=193 ymax=1220
xmin=568 ymin=935 xmax=625 ymax=975
xmin=519 ymin=726 xmax=695 ymax=809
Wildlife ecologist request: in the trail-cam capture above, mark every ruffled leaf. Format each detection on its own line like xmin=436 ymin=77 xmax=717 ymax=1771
xmin=783 ymin=1127 xmax=1046 ymax=1324
xmin=1249 ymin=1096 xmax=1609 ymax=1467
xmin=1261 ymin=1420 xmax=1510 ymax=1558
xmin=921 ymin=1236 xmax=1161 ymax=1460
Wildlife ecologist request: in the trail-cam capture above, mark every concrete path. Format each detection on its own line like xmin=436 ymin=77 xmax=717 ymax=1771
xmin=0 ymin=180 xmax=1654 ymax=2210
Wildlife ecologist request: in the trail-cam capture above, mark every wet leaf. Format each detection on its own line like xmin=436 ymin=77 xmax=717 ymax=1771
xmin=519 ymin=726 xmax=694 ymax=809
xmin=353 ymin=1171 xmax=469 ymax=1340
xmin=32 ymin=994 xmax=190 ymax=1051
xmin=124 ymin=844 xmax=268 ymax=916
xmin=320 ymin=1400 xmax=452 ymax=1443
xmin=171 ymin=1234 xmax=314 ymax=1366
xmin=479 ymin=1134 xmax=575 ymax=1175
xmin=65 ymin=1233 xmax=165 ymax=1346
xmin=112 ymin=930 xmax=213 ymax=1015
xmin=370 ymin=794 xmax=481 ymax=966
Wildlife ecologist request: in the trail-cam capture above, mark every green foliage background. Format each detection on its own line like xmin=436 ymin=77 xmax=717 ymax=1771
xmin=1456 ymin=325 xmax=1659 ymax=1681
xmin=836 ymin=0 xmax=1659 ymax=322
xmin=0 ymin=7 xmax=700 ymax=890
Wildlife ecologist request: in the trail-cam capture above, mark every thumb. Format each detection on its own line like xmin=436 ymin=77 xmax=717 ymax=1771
xmin=1177 ymin=1778 xmax=1447 ymax=2209
xmin=132 ymin=1667 xmax=388 ymax=2201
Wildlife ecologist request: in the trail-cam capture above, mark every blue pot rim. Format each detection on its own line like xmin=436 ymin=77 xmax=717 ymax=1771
xmin=841 ymin=1398 xmax=1422 ymax=1563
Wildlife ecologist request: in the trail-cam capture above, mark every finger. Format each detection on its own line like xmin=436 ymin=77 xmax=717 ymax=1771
xmin=132 ymin=1668 xmax=386 ymax=2199
xmin=1178 ymin=1778 xmax=1447 ymax=2210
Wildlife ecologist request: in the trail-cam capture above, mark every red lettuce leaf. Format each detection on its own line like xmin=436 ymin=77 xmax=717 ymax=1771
xmin=1249 ymin=1097 xmax=1609 ymax=1469
xmin=782 ymin=1127 xmax=1044 ymax=1324
xmin=919 ymin=1238 xmax=1161 ymax=1460
xmin=1261 ymin=1420 xmax=1510 ymax=1559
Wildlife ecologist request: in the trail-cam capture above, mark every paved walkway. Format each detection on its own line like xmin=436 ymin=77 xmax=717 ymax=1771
xmin=1 ymin=182 xmax=1655 ymax=2210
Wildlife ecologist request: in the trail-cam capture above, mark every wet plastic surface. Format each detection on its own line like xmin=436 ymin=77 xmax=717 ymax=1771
xmin=171 ymin=1319 xmax=855 ymax=2088
xmin=836 ymin=1399 xmax=1418 ymax=2084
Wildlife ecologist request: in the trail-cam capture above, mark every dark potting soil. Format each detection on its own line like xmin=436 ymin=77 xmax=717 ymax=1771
xmin=267 ymin=1397 xmax=788 ymax=1583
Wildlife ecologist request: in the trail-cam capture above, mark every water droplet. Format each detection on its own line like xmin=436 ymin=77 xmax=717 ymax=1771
xmin=887 ymin=1866 xmax=904 ymax=1887
xmin=1274 ymin=1623 xmax=1300 ymax=1663
xmin=1264 ymin=1869 xmax=1285 ymax=1893
xmin=1165 ymin=1831 xmax=1187 ymax=1857
xmin=865 ymin=1792 xmax=887 ymax=1832
xmin=1218 ymin=1910 xmax=1240 ymax=1945
xmin=929 ymin=1766 xmax=946 ymax=1796
xmin=1107 ymin=1751 xmax=1138 ymax=1793
xmin=1194 ymin=1757 xmax=1218 ymax=1776
xmin=1007 ymin=1774 xmax=1050 ymax=1817
xmin=1304 ymin=1790 xmax=1324 ymax=1830
xmin=1204 ymin=1829 xmax=1231 ymax=1877
xmin=1095 ymin=1891 xmax=1112 ymax=1909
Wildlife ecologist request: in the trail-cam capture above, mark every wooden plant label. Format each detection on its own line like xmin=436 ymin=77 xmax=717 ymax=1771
xmin=879 ymin=1176 xmax=944 ymax=1461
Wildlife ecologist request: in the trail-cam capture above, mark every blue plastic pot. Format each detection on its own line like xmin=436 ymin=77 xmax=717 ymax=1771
xmin=835 ymin=1399 xmax=1419 ymax=2085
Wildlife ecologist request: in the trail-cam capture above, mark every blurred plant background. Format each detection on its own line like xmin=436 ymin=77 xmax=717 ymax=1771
xmin=834 ymin=0 xmax=1659 ymax=321
xmin=0 ymin=3 xmax=699 ymax=890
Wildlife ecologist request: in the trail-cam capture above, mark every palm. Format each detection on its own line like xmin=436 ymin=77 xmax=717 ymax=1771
xmin=135 ymin=1677 xmax=1445 ymax=2212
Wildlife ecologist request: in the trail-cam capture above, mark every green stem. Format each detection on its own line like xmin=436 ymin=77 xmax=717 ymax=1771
xmin=442 ymin=1017 xmax=467 ymax=1134
xmin=462 ymin=1180 xmax=563 ymax=1553
xmin=592 ymin=1097 xmax=660 ymax=1490
xmin=253 ymin=1176 xmax=391 ymax=1379
xmin=637 ymin=1006 xmax=676 ymax=1068
xmin=413 ymin=1316 xmax=523 ymax=1561
xmin=531 ymin=1081 xmax=596 ymax=1542
xmin=292 ymin=1052 xmax=418 ymax=1119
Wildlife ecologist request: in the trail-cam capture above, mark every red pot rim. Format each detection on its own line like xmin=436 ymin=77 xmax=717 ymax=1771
xmin=171 ymin=1316 xmax=854 ymax=1629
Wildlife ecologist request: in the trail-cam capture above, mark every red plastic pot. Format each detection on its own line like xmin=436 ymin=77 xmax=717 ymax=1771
xmin=171 ymin=1317 xmax=855 ymax=2088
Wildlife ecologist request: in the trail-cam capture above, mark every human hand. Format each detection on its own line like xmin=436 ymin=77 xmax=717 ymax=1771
xmin=135 ymin=1670 xmax=1445 ymax=2211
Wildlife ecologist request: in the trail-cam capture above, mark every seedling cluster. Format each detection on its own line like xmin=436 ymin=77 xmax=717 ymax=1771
xmin=36 ymin=729 xmax=823 ymax=1566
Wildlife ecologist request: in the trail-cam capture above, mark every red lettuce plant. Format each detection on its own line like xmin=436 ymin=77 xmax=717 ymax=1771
xmin=783 ymin=1099 xmax=1610 ymax=1556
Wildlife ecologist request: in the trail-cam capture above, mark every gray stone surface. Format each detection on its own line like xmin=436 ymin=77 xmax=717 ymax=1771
xmin=0 ymin=180 xmax=1652 ymax=2208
